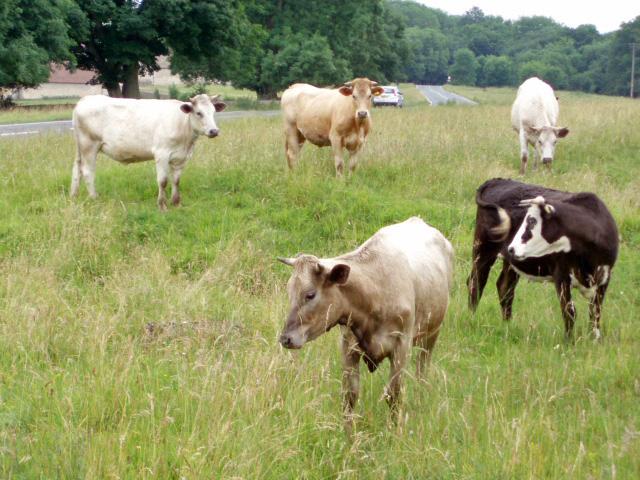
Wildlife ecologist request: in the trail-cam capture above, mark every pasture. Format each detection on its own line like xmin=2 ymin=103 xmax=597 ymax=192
xmin=1 ymin=85 xmax=639 ymax=478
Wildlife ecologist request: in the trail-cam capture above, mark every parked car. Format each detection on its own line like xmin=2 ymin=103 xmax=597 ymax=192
xmin=373 ymin=86 xmax=404 ymax=107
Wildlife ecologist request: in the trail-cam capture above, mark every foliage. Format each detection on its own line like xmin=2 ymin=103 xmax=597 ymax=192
xmin=66 ymin=0 xmax=242 ymax=98
xmin=0 ymin=0 xmax=77 ymax=102
xmin=450 ymin=48 xmax=479 ymax=85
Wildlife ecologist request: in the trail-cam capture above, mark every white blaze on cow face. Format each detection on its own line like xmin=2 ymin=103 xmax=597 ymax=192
xmin=339 ymin=79 xmax=384 ymax=122
xmin=180 ymin=94 xmax=226 ymax=138
xmin=278 ymin=256 xmax=350 ymax=349
xmin=508 ymin=196 xmax=571 ymax=260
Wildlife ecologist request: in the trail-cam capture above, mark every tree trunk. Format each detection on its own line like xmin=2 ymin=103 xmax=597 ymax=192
xmin=106 ymin=83 xmax=122 ymax=97
xmin=122 ymin=65 xmax=141 ymax=99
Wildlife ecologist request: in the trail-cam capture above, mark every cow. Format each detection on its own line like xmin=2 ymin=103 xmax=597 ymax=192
xmin=467 ymin=178 xmax=618 ymax=340
xmin=280 ymin=78 xmax=384 ymax=177
xmin=70 ymin=94 xmax=227 ymax=210
xmin=511 ymin=77 xmax=569 ymax=174
xmin=278 ymin=217 xmax=454 ymax=432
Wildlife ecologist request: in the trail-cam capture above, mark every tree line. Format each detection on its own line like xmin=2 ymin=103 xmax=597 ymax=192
xmin=0 ymin=0 xmax=638 ymax=105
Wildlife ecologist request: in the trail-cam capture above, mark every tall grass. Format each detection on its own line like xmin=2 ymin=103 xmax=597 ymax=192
xmin=0 ymin=85 xmax=638 ymax=478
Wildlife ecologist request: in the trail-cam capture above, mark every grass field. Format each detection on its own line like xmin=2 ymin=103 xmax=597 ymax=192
xmin=1 ymin=85 xmax=639 ymax=478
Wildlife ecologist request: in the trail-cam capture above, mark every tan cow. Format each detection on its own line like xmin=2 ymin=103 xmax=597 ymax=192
xmin=278 ymin=217 xmax=454 ymax=432
xmin=280 ymin=78 xmax=383 ymax=176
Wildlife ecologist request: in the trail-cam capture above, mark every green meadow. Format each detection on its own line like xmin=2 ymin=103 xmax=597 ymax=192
xmin=0 ymin=85 xmax=638 ymax=478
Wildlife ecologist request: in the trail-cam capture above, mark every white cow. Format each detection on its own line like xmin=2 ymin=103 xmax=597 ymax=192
xmin=71 ymin=94 xmax=226 ymax=210
xmin=511 ymin=77 xmax=569 ymax=174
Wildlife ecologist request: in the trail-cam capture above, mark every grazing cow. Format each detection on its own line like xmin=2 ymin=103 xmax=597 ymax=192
xmin=278 ymin=217 xmax=454 ymax=431
xmin=70 ymin=94 xmax=226 ymax=210
xmin=511 ymin=77 xmax=569 ymax=174
xmin=280 ymin=78 xmax=383 ymax=176
xmin=467 ymin=178 xmax=618 ymax=340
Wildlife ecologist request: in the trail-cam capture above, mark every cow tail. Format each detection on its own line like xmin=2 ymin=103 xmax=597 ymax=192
xmin=475 ymin=189 xmax=511 ymax=242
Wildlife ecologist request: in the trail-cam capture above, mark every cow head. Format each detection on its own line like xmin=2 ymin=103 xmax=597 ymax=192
xmin=277 ymin=255 xmax=351 ymax=349
xmin=338 ymin=78 xmax=384 ymax=122
xmin=507 ymin=196 xmax=571 ymax=260
xmin=179 ymin=94 xmax=226 ymax=138
xmin=527 ymin=125 xmax=569 ymax=166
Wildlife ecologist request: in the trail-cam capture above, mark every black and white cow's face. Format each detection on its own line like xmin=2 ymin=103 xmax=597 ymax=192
xmin=507 ymin=196 xmax=572 ymax=260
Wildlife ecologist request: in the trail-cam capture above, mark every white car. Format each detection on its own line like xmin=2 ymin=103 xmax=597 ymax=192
xmin=373 ymin=86 xmax=404 ymax=107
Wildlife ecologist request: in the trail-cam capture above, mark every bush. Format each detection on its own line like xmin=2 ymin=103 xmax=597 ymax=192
xmin=168 ymin=84 xmax=180 ymax=100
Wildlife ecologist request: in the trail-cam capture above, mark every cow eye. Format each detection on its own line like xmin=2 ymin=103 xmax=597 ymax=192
xmin=527 ymin=216 xmax=537 ymax=227
xmin=305 ymin=291 xmax=316 ymax=301
xmin=197 ymin=112 xmax=203 ymax=117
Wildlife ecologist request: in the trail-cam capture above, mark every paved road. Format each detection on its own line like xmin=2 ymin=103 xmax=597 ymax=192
xmin=0 ymin=109 xmax=280 ymax=138
xmin=416 ymin=85 xmax=477 ymax=106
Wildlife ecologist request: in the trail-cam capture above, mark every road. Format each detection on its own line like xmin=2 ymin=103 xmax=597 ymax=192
xmin=0 ymin=109 xmax=280 ymax=138
xmin=416 ymin=85 xmax=477 ymax=106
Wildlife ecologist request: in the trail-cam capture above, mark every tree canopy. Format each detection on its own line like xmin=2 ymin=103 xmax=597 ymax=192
xmin=0 ymin=0 xmax=639 ymax=99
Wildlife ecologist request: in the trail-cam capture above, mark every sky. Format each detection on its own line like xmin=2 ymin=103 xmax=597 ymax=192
xmin=417 ymin=1 xmax=639 ymax=33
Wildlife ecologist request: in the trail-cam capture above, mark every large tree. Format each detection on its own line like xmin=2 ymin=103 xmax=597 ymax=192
xmin=0 ymin=0 xmax=77 ymax=103
xmin=213 ymin=0 xmax=407 ymax=99
xmin=68 ymin=0 xmax=243 ymax=98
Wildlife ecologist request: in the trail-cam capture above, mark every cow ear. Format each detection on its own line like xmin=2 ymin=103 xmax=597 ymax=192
xmin=180 ymin=103 xmax=193 ymax=114
xmin=214 ymin=101 xmax=227 ymax=112
xmin=327 ymin=264 xmax=350 ymax=285
xmin=556 ymin=127 xmax=569 ymax=138
xmin=371 ymin=86 xmax=384 ymax=96
xmin=339 ymin=86 xmax=353 ymax=96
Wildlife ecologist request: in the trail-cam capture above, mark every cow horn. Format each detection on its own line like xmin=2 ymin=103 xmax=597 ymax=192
xmin=519 ymin=196 xmax=546 ymax=207
xmin=370 ymin=81 xmax=378 ymax=87
xmin=189 ymin=96 xmax=197 ymax=103
xmin=277 ymin=257 xmax=296 ymax=267
xmin=210 ymin=94 xmax=220 ymax=101
xmin=343 ymin=81 xmax=353 ymax=87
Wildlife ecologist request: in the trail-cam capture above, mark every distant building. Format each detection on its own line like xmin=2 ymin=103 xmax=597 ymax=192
xmin=18 ymin=56 xmax=182 ymax=99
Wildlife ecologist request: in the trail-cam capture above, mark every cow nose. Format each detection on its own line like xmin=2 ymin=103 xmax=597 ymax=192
xmin=207 ymin=129 xmax=219 ymax=138
xmin=357 ymin=110 xmax=368 ymax=119
xmin=279 ymin=334 xmax=292 ymax=348
xmin=508 ymin=246 xmax=515 ymax=257
xmin=542 ymin=157 xmax=552 ymax=165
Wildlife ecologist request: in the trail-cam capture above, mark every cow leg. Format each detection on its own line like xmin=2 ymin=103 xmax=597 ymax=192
xmin=589 ymin=283 xmax=608 ymax=341
xmin=385 ymin=335 xmax=411 ymax=422
xmin=330 ymin=134 xmax=345 ymax=177
xmin=554 ymin=277 xmax=576 ymax=340
xmin=170 ymin=162 xmax=185 ymax=206
xmin=155 ymin=155 xmax=170 ymax=211
xmin=340 ymin=327 xmax=362 ymax=437
xmin=519 ymin=128 xmax=528 ymax=174
xmin=496 ymin=261 xmax=520 ymax=320
xmin=74 ymin=134 xmax=99 ymax=198
xmin=284 ymin=126 xmax=303 ymax=170
xmin=468 ymin=243 xmax=499 ymax=311
xmin=415 ymin=327 xmax=440 ymax=381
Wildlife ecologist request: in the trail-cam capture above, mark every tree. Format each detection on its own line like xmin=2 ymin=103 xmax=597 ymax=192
xmin=450 ymin=48 xmax=479 ymax=85
xmin=67 ymin=0 xmax=243 ymax=98
xmin=403 ymin=27 xmax=449 ymax=84
xmin=225 ymin=0 xmax=407 ymax=99
xmin=0 ymin=0 xmax=77 ymax=104
xmin=481 ymin=55 xmax=514 ymax=86
xmin=605 ymin=16 xmax=640 ymax=96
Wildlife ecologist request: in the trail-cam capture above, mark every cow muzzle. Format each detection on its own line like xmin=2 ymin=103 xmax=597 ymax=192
xmin=356 ymin=110 xmax=368 ymax=120
xmin=508 ymin=246 xmax=525 ymax=261
xmin=207 ymin=128 xmax=219 ymax=138
xmin=279 ymin=331 xmax=304 ymax=349
xmin=542 ymin=157 xmax=552 ymax=166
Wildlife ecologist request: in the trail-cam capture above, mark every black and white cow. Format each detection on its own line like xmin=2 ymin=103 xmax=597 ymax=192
xmin=467 ymin=178 xmax=618 ymax=339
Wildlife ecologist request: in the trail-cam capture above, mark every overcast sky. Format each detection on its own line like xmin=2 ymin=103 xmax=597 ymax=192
xmin=417 ymin=1 xmax=639 ymax=33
